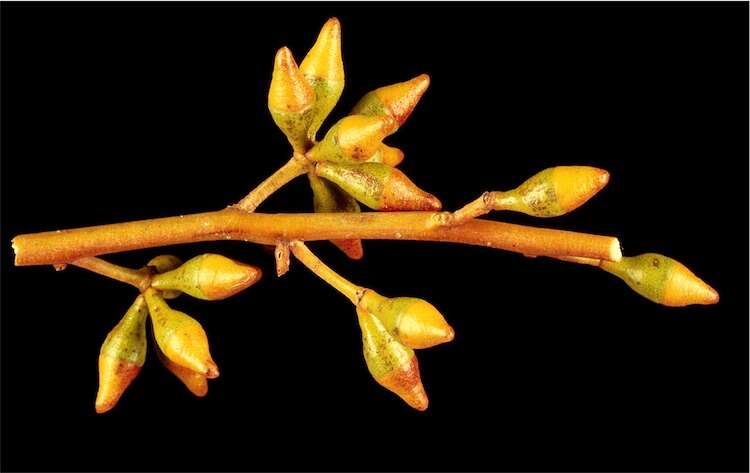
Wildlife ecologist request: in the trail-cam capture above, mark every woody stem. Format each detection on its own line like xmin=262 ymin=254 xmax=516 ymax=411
xmin=71 ymin=257 xmax=151 ymax=291
xmin=289 ymin=241 xmax=363 ymax=304
xmin=233 ymin=154 xmax=309 ymax=212
xmin=12 ymin=209 xmax=622 ymax=267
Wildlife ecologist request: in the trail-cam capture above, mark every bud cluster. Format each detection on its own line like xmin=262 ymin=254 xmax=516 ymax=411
xmin=94 ymin=253 xmax=261 ymax=413
xmin=268 ymin=18 xmax=439 ymax=259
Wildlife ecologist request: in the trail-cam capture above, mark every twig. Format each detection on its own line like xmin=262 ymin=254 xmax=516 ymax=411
xmin=12 ymin=209 xmax=622 ymax=267
xmin=233 ymin=154 xmax=309 ymax=212
xmin=71 ymin=257 xmax=151 ymax=291
xmin=289 ymin=240 xmax=363 ymax=304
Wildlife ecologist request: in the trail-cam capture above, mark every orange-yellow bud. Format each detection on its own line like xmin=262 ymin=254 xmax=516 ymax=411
xmin=152 ymin=333 xmax=208 ymax=397
xmin=360 ymin=291 xmax=454 ymax=349
xmin=497 ymin=166 xmax=610 ymax=217
xmin=308 ymin=173 xmax=364 ymax=260
xmin=268 ymin=47 xmax=316 ymax=152
xmin=306 ymin=115 xmax=394 ymax=163
xmin=95 ymin=296 xmax=148 ymax=414
xmin=367 ymin=143 xmax=404 ymax=167
xmin=357 ymin=308 xmax=428 ymax=411
xmin=350 ymin=74 xmax=430 ymax=133
xmin=150 ymin=254 xmax=262 ymax=301
xmin=299 ymin=17 xmax=344 ymax=139
xmin=600 ymin=253 xmax=719 ymax=307
xmin=315 ymin=161 xmax=441 ymax=211
xmin=144 ymin=288 xmax=219 ymax=378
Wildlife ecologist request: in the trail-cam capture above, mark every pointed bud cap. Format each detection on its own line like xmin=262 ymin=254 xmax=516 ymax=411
xmin=372 ymin=144 xmax=405 ymax=167
xmin=144 ymin=289 xmax=219 ymax=378
xmin=152 ymin=332 xmax=208 ymax=397
xmin=503 ymin=166 xmax=610 ymax=217
xmin=151 ymin=254 xmax=262 ymax=301
xmin=308 ymin=173 xmax=364 ymax=259
xmin=351 ymin=74 xmax=430 ymax=133
xmin=268 ymin=47 xmax=316 ymax=152
xmin=315 ymin=161 xmax=441 ymax=211
xmin=147 ymin=255 xmax=183 ymax=299
xmin=600 ymin=253 xmax=719 ymax=307
xmin=357 ymin=308 xmax=429 ymax=411
xmin=360 ymin=292 xmax=454 ymax=349
xmin=95 ymin=296 xmax=148 ymax=414
xmin=300 ymin=17 xmax=344 ymax=139
xmin=307 ymin=115 xmax=395 ymax=163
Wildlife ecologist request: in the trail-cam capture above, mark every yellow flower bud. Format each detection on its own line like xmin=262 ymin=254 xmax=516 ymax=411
xmin=268 ymin=47 xmax=316 ymax=152
xmin=315 ymin=161 xmax=442 ymax=211
xmin=600 ymin=253 xmax=719 ymax=307
xmin=95 ymin=296 xmax=148 ymax=414
xmin=308 ymin=173 xmax=363 ymax=260
xmin=306 ymin=115 xmax=395 ymax=163
xmin=299 ymin=17 xmax=344 ymax=140
xmin=350 ymin=74 xmax=430 ymax=133
xmin=152 ymin=332 xmax=208 ymax=397
xmin=360 ymin=291 xmax=454 ymax=349
xmin=357 ymin=308 xmax=428 ymax=411
xmin=150 ymin=254 xmax=262 ymax=301
xmin=366 ymin=143 xmax=404 ymax=167
xmin=143 ymin=288 xmax=219 ymax=378
xmin=496 ymin=166 xmax=610 ymax=217
xmin=146 ymin=255 xmax=183 ymax=299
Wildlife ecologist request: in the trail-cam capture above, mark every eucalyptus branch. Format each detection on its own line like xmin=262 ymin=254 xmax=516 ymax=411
xmin=10 ymin=17 xmax=718 ymax=414
xmin=12 ymin=209 xmax=622 ymax=266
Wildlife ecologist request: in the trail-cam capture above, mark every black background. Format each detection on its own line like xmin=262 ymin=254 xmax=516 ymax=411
xmin=1 ymin=2 xmax=748 ymax=472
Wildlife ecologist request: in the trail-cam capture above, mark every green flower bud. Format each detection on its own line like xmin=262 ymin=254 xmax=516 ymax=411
xmin=600 ymin=253 xmax=719 ymax=307
xmin=95 ymin=296 xmax=148 ymax=414
xmin=299 ymin=18 xmax=344 ymax=140
xmin=268 ymin=47 xmax=316 ymax=152
xmin=357 ymin=308 xmax=428 ymax=411
xmin=360 ymin=291 xmax=454 ymax=349
xmin=350 ymin=74 xmax=430 ymax=134
xmin=144 ymin=288 xmax=219 ymax=378
xmin=315 ymin=161 xmax=441 ymax=211
xmin=150 ymin=254 xmax=262 ymax=301
xmin=306 ymin=115 xmax=395 ymax=163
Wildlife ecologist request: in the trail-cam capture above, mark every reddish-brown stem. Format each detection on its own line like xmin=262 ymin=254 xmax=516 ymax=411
xmin=12 ymin=209 xmax=622 ymax=266
xmin=233 ymin=154 xmax=309 ymax=212
xmin=289 ymin=241 xmax=363 ymax=304
xmin=71 ymin=257 xmax=151 ymax=291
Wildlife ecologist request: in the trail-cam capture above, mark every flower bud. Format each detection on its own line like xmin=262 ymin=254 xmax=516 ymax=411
xmin=315 ymin=161 xmax=442 ymax=211
xmin=268 ymin=47 xmax=316 ymax=152
xmin=360 ymin=291 xmax=454 ymax=349
xmin=306 ymin=115 xmax=394 ymax=163
xmin=152 ymin=332 xmax=208 ymax=397
xmin=600 ymin=253 xmax=719 ymax=307
xmin=299 ymin=17 xmax=344 ymax=140
xmin=499 ymin=166 xmax=609 ymax=217
xmin=357 ymin=308 xmax=428 ymax=411
xmin=143 ymin=289 xmax=219 ymax=378
xmin=350 ymin=74 xmax=430 ymax=133
xmin=367 ymin=143 xmax=404 ymax=167
xmin=308 ymin=173 xmax=364 ymax=260
xmin=95 ymin=296 xmax=148 ymax=414
xmin=147 ymin=255 xmax=183 ymax=299
xmin=150 ymin=254 xmax=262 ymax=301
